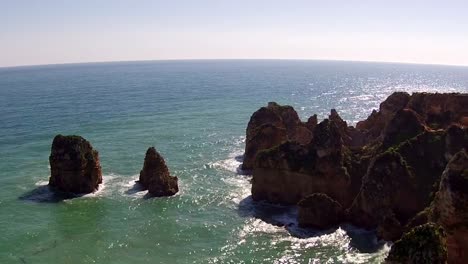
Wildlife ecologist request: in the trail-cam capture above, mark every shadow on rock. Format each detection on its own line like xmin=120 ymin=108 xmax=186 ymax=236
xmin=341 ymin=224 xmax=387 ymax=253
xmin=19 ymin=185 xmax=82 ymax=203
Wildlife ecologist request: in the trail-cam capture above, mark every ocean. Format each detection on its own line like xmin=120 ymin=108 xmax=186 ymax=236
xmin=1 ymin=60 xmax=467 ymax=264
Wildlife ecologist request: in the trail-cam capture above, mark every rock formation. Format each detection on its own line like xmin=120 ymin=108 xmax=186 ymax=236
xmin=243 ymin=92 xmax=468 ymax=263
xmin=139 ymin=147 xmax=178 ymax=197
xmin=242 ymin=102 xmax=313 ymax=170
xmin=385 ymin=223 xmax=447 ymax=264
xmin=431 ymin=150 xmax=468 ymax=264
xmin=298 ymin=193 xmax=344 ymax=229
xmin=49 ymin=135 xmax=102 ymax=194
xmin=252 ymin=111 xmax=366 ymax=207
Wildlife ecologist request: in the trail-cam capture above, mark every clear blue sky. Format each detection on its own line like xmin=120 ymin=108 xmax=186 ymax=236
xmin=1 ymin=0 xmax=467 ymax=67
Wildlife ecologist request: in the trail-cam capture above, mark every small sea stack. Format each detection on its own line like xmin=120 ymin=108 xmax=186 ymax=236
xmin=49 ymin=135 xmax=102 ymax=194
xmin=139 ymin=147 xmax=178 ymax=197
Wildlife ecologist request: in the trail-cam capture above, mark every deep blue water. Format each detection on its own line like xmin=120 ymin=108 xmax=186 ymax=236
xmin=0 ymin=60 xmax=467 ymax=263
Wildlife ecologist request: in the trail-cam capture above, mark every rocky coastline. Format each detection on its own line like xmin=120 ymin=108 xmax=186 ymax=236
xmin=244 ymin=92 xmax=468 ymax=263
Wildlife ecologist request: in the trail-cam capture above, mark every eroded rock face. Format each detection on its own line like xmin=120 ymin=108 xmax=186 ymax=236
xmin=348 ymin=130 xmax=454 ymax=240
xmin=139 ymin=147 xmax=178 ymax=197
xmin=252 ymin=117 xmax=357 ymax=207
xmin=245 ymin=92 xmax=467 ymax=259
xmin=382 ymin=108 xmax=425 ymax=148
xmin=431 ymin=150 xmax=468 ymax=264
xmin=356 ymin=92 xmax=468 ymax=143
xmin=385 ymin=223 xmax=447 ymax=264
xmin=407 ymin=93 xmax=468 ymax=129
xmin=298 ymin=193 xmax=344 ymax=229
xmin=49 ymin=135 xmax=102 ymax=194
xmin=356 ymin=92 xmax=411 ymax=142
xmin=242 ymin=102 xmax=312 ymax=170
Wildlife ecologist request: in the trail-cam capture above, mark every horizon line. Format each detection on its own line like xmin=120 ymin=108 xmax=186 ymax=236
xmin=2 ymin=58 xmax=468 ymax=70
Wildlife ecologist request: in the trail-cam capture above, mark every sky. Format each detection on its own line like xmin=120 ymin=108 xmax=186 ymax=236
xmin=1 ymin=0 xmax=468 ymax=67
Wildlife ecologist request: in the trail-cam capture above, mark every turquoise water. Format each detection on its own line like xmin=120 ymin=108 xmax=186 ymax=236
xmin=1 ymin=60 xmax=467 ymax=264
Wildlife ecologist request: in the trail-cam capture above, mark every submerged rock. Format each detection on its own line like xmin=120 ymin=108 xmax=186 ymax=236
xmin=49 ymin=135 xmax=102 ymax=194
xmin=139 ymin=147 xmax=178 ymax=197
xmin=385 ymin=223 xmax=447 ymax=264
xmin=298 ymin=193 xmax=343 ymax=229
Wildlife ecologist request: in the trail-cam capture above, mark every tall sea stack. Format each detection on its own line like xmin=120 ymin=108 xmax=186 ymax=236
xmin=49 ymin=135 xmax=102 ymax=194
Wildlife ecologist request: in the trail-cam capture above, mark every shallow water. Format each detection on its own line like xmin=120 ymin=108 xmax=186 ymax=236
xmin=1 ymin=60 xmax=467 ymax=263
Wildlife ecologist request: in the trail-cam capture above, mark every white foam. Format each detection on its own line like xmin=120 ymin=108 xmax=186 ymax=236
xmin=221 ymin=175 xmax=251 ymax=205
xmin=35 ymin=180 xmax=49 ymax=186
xmin=32 ymin=173 xmax=150 ymax=200
xmin=220 ymin=171 xmax=391 ymax=263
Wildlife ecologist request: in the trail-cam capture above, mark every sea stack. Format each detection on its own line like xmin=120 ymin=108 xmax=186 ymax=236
xmin=49 ymin=135 xmax=102 ymax=194
xmin=139 ymin=147 xmax=178 ymax=197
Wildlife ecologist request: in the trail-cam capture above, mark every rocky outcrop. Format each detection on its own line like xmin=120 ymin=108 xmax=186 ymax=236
xmin=49 ymin=135 xmax=102 ymax=194
xmin=407 ymin=93 xmax=468 ymax=129
xmin=356 ymin=92 xmax=411 ymax=142
xmin=139 ymin=147 xmax=178 ymax=197
xmin=347 ymin=128 xmax=462 ymax=241
xmin=431 ymin=150 xmax=468 ymax=264
xmin=244 ymin=92 xmax=467 ymax=262
xmin=382 ymin=108 xmax=425 ymax=148
xmin=252 ymin=117 xmax=357 ymax=207
xmin=242 ymin=102 xmax=312 ymax=170
xmin=298 ymin=193 xmax=344 ymax=229
xmin=385 ymin=223 xmax=447 ymax=264
xmin=356 ymin=92 xmax=468 ymax=143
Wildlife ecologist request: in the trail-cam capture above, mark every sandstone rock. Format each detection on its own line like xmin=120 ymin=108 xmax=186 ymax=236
xmin=356 ymin=92 xmax=410 ymax=141
xmin=242 ymin=102 xmax=312 ymax=170
xmin=49 ymin=135 xmax=102 ymax=194
xmin=245 ymin=92 xmax=468 ymax=256
xmin=306 ymin=114 xmax=318 ymax=131
xmin=298 ymin=193 xmax=343 ymax=229
xmin=139 ymin=147 xmax=178 ymax=197
xmin=407 ymin=92 xmax=468 ymax=129
xmin=347 ymin=150 xmax=414 ymax=230
xmin=444 ymin=125 xmax=468 ymax=161
xmin=385 ymin=223 xmax=447 ymax=264
xmin=243 ymin=124 xmax=287 ymax=170
xmin=356 ymin=92 xmax=468 ymax=143
xmin=348 ymin=130 xmax=449 ymax=239
xmin=382 ymin=109 xmax=425 ymax=148
xmin=431 ymin=150 xmax=468 ymax=264
xmin=252 ymin=118 xmax=355 ymax=207
xmin=314 ymin=118 xmax=343 ymax=158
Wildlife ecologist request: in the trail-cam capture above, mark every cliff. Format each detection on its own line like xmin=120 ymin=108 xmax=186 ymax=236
xmin=243 ymin=92 xmax=468 ymax=263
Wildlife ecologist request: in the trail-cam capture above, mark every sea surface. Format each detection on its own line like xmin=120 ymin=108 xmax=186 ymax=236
xmin=0 ymin=60 xmax=467 ymax=264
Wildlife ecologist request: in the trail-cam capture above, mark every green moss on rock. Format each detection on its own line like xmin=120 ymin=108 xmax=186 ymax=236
xmin=385 ymin=223 xmax=447 ymax=264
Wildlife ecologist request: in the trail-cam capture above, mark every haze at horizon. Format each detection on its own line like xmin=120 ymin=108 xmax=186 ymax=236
xmin=1 ymin=0 xmax=468 ymax=67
